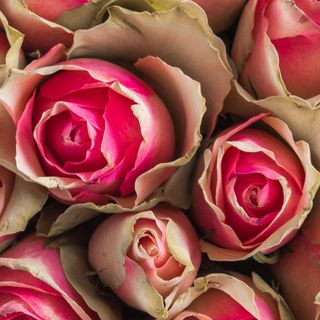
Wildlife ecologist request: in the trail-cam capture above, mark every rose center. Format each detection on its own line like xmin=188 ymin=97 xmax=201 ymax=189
xmin=139 ymin=235 xmax=159 ymax=257
xmin=67 ymin=122 xmax=88 ymax=145
xmin=246 ymin=186 xmax=261 ymax=207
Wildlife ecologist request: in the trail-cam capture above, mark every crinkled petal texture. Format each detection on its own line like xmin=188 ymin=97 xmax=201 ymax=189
xmin=191 ymin=113 xmax=320 ymax=261
xmin=88 ymin=205 xmax=201 ymax=318
xmin=167 ymin=272 xmax=293 ymax=320
xmin=15 ymin=55 xmax=176 ymax=206
xmin=0 ymin=105 xmax=47 ymax=239
xmin=272 ymin=208 xmax=320 ymax=320
xmin=232 ymin=0 xmax=320 ymax=100
xmin=0 ymin=234 xmax=100 ymax=320
xmin=192 ymin=0 xmax=247 ymax=33
xmin=0 ymin=11 xmax=25 ymax=82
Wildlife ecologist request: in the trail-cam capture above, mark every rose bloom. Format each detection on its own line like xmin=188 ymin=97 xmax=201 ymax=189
xmin=0 ymin=234 xmax=119 ymax=320
xmin=193 ymin=0 xmax=247 ymax=33
xmin=191 ymin=113 xmax=320 ymax=261
xmin=272 ymin=209 xmax=320 ymax=320
xmin=168 ymin=272 xmax=293 ymax=320
xmin=88 ymin=205 xmax=201 ymax=318
xmin=232 ymin=0 xmax=320 ymax=100
xmin=15 ymin=55 xmax=176 ymax=205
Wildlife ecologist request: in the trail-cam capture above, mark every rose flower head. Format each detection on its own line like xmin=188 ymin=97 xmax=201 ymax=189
xmin=88 ymin=205 xmax=201 ymax=318
xmin=191 ymin=113 xmax=320 ymax=261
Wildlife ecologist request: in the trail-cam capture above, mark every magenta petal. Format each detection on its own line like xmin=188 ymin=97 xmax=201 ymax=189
xmin=102 ymin=89 xmax=142 ymax=165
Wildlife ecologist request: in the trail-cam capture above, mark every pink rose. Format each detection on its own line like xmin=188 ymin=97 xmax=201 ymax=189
xmin=272 ymin=210 xmax=320 ymax=320
xmin=191 ymin=113 xmax=320 ymax=261
xmin=168 ymin=273 xmax=292 ymax=320
xmin=0 ymin=0 xmax=90 ymax=52
xmin=232 ymin=0 xmax=320 ymax=99
xmin=88 ymin=205 xmax=201 ymax=318
xmin=193 ymin=0 xmax=247 ymax=33
xmin=0 ymin=234 xmax=120 ymax=319
xmin=16 ymin=56 xmax=175 ymax=205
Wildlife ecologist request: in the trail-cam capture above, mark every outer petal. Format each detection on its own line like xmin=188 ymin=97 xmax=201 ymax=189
xmin=167 ymin=273 xmax=292 ymax=320
xmin=68 ymin=2 xmax=232 ymax=136
xmin=193 ymin=0 xmax=247 ymax=33
xmin=0 ymin=0 xmax=73 ymax=52
xmin=0 ymin=235 xmax=99 ymax=319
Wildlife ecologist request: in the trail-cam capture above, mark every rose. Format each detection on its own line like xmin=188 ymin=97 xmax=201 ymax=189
xmin=0 ymin=0 xmax=92 ymax=53
xmin=191 ymin=113 xmax=320 ymax=261
xmin=232 ymin=0 xmax=320 ymax=100
xmin=88 ymin=205 xmax=201 ymax=318
xmin=0 ymin=1 xmax=232 ymax=235
xmin=167 ymin=272 xmax=292 ymax=320
xmin=0 ymin=234 xmax=120 ymax=320
xmin=16 ymin=56 xmax=177 ymax=205
xmin=271 ymin=209 xmax=320 ymax=320
xmin=193 ymin=0 xmax=247 ymax=33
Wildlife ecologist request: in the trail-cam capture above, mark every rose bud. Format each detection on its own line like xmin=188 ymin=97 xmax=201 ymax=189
xmin=88 ymin=205 xmax=201 ymax=318
xmin=232 ymin=0 xmax=320 ymax=100
xmin=191 ymin=113 xmax=320 ymax=261
xmin=271 ymin=209 xmax=320 ymax=320
xmin=0 ymin=234 xmax=120 ymax=319
xmin=168 ymin=272 xmax=293 ymax=320
xmin=193 ymin=0 xmax=247 ymax=33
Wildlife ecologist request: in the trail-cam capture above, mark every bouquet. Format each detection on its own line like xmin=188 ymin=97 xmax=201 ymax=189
xmin=0 ymin=0 xmax=318 ymax=319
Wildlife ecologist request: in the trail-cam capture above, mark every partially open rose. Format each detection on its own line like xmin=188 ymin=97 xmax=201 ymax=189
xmin=232 ymin=0 xmax=320 ymax=100
xmin=88 ymin=205 xmax=201 ymax=318
xmin=0 ymin=1 xmax=232 ymax=235
xmin=168 ymin=273 xmax=293 ymax=320
xmin=191 ymin=113 xmax=320 ymax=261
xmin=16 ymin=56 xmax=176 ymax=205
xmin=0 ymin=234 xmax=120 ymax=320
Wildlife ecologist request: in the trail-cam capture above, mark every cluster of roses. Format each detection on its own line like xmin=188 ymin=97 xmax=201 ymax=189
xmin=0 ymin=0 xmax=318 ymax=319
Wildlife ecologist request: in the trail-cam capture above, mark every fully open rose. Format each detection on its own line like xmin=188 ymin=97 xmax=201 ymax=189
xmin=191 ymin=114 xmax=320 ymax=261
xmin=0 ymin=234 xmax=120 ymax=320
xmin=88 ymin=205 xmax=201 ymax=318
xmin=232 ymin=0 xmax=320 ymax=100
xmin=167 ymin=273 xmax=293 ymax=320
xmin=272 ymin=208 xmax=320 ymax=320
